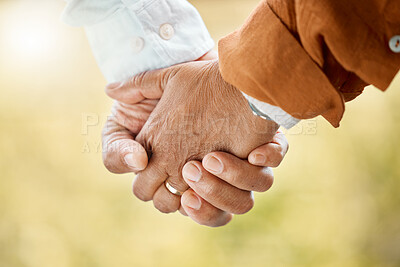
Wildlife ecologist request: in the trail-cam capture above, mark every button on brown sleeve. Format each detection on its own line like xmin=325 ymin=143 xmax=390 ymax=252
xmin=218 ymin=0 xmax=400 ymax=127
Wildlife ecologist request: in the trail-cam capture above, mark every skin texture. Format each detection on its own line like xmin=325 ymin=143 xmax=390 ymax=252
xmin=103 ymin=50 xmax=290 ymax=227
xmin=103 ymin=104 xmax=288 ymax=226
xmin=105 ymin=59 xmax=283 ymax=227
xmin=102 ymin=51 xmax=219 ymax=174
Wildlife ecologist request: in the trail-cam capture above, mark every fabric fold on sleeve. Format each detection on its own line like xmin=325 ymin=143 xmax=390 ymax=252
xmin=218 ymin=1 xmax=346 ymax=127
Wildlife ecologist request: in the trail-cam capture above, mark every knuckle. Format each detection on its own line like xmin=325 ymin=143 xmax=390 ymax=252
xmin=153 ymin=200 xmax=176 ymax=214
xmin=153 ymin=189 xmax=180 ymax=214
xmin=200 ymin=183 xmax=216 ymax=198
xmin=179 ymin=206 xmax=188 ymax=216
xmin=199 ymin=215 xmax=216 ymax=227
xmin=224 ymin=167 xmax=239 ymax=185
xmin=255 ymin=169 xmax=274 ymax=192
xmin=267 ymin=158 xmax=281 ymax=168
xmin=201 ymin=216 xmax=230 ymax=228
xmin=258 ymin=176 xmax=274 ymax=192
xmin=196 ymin=211 xmax=219 ymax=227
xmin=130 ymin=72 xmax=144 ymax=86
xmin=266 ymin=148 xmax=284 ymax=167
xmin=132 ymin=183 xmax=152 ymax=202
xmin=235 ymin=197 xmax=254 ymax=215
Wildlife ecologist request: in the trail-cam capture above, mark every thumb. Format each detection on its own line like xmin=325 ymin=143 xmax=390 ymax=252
xmin=105 ymin=67 xmax=174 ymax=104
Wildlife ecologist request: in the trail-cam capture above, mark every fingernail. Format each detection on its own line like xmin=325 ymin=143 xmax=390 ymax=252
xmin=204 ymin=156 xmax=223 ymax=174
xmin=106 ymin=82 xmax=122 ymax=90
xmin=184 ymin=192 xmax=202 ymax=210
xmin=182 ymin=163 xmax=201 ymax=182
xmin=251 ymin=153 xmax=266 ymax=165
xmin=124 ymin=153 xmax=139 ymax=169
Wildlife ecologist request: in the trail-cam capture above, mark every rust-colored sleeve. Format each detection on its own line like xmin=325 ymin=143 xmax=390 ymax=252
xmin=218 ymin=0 xmax=400 ymax=127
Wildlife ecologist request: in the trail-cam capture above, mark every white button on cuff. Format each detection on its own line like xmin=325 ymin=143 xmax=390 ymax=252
xmin=389 ymin=35 xmax=400 ymax=53
xmin=131 ymin=37 xmax=145 ymax=53
xmin=159 ymin=23 xmax=175 ymax=40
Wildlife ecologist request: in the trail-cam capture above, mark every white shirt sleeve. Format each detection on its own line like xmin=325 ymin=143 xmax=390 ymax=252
xmin=61 ymin=0 xmax=297 ymax=129
xmin=242 ymin=93 xmax=301 ymax=129
xmin=61 ymin=0 xmax=214 ymax=83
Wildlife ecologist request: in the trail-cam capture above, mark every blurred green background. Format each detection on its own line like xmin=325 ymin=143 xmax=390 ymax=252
xmin=0 ymin=0 xmax=399 ymax=266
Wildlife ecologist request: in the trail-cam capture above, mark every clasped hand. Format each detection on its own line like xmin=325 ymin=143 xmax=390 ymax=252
xmin=102 ymin=59 xmax=289 ymax=227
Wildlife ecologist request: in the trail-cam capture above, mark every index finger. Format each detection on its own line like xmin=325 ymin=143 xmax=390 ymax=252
xmin=105 ymin=68 xmax=171 ymax=104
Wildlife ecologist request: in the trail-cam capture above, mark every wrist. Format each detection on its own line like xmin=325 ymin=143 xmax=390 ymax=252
xmin=207 ymin=60 xmax=280 ymax=131
xmin=196 ymin=50 xmax=218 ymax=61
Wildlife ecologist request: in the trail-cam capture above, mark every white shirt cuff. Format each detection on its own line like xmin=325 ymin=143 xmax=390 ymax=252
xmin=61 ymin=0 xmax=215 ymax=83
xmin=243 ymin=93 xmax=300 ymax=129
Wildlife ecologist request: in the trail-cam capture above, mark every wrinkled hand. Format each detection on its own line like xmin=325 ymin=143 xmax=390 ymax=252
xmin=102 ymin=100 xmax=156 ymax=174
xmin=102 ymin=51 xmax=218 ymax=173
xmin=179 ymin=130 xmax=288 ymax=227
xmin=103 ymin=103 xmax=288 ymax=226
xmin=106 ymin=59 xmax=282 ymax=224
xmin=103 ymin=52 xmax=290 ymax=227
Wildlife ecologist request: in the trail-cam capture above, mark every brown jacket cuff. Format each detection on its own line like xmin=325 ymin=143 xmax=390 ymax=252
xmin=218 ymin=1 xmax=344 ymax=127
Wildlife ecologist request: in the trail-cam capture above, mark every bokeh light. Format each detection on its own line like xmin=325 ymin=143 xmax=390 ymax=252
xmin=0 ymin=1 xmax=60 ymax=62
xmin=0 ymin=0 xmax=399 ymax=267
